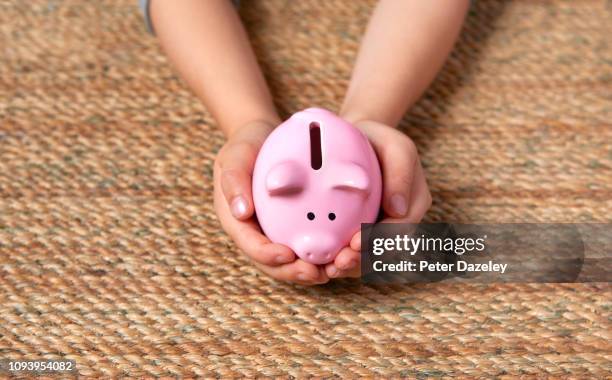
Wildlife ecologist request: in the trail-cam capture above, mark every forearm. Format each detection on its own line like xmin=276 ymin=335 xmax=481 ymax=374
xmin=341 ymin=0 xmax=469 ymax=126
xmin=150 ymin=0 xmax=279 ymax=136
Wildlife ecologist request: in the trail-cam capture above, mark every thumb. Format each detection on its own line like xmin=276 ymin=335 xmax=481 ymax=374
xmin=218 ymin=142 xmax=259 ymax=220
xmin=356 ymin=121 xmax=418 ymax=218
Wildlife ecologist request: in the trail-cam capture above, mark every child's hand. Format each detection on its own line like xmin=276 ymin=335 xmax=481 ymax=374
xmin=324 ymin=0 xmax=467 ymax=282
xmin=152 ymin=0 xmax=329 ymax=285
xmin=323 ymin=120 xmax=432 ymax=279
xmin=213 ymin=121 xmax=329 ymax=286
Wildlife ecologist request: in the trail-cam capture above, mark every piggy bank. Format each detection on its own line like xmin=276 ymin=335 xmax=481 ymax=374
xmin=252 ymin=108 xmax=382 ymax=264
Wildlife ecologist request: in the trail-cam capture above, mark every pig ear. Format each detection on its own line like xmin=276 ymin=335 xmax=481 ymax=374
xmin=329 ymin=162 xmax=370 ymax=194
xmin=266 ymin=161 xmax=306 ymax=196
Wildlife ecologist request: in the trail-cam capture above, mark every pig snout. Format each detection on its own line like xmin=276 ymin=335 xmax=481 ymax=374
xmin=292 ymin=233 xmax=338 ymax=265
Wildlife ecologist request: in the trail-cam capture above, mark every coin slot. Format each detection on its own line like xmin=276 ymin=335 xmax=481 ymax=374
xmin=309 ymin=122 xmax=322 ymax=170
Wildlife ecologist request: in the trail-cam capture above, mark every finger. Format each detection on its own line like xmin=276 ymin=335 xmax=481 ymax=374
xmin=378 ymin=163 xmax=432 ymax=224
xmin=405 ymin=163 xmax=432 ymax=223
xmin=326 ymin=262 xmax=360 ymax=279
xmin=377 ymin=164 xmax=431 ymax=225
xmin=231 ymin=217 xmax=296 ymax=266
xmin=218 ymin=142 xmax=258 ymax=220
xmin=326 ymin=247 xmax=361 ymax=279
xmin=254 ymin=259 xmax=329 ymax=285
xmin=342 ymin=265 xmax=361 ymax=278
xmin=214 ymin=169 xmax=295 ymax=266
xmin=357 ymin=122 xmax=418 ymax=219
xmin=350 ymin=230 xmax=361 ymax=251
xmin=335 ymin=247 xmax=360 ymax=271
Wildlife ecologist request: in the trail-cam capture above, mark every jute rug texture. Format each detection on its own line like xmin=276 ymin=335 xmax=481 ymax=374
xmin=0 ymin=0 xmax=610 ymax=377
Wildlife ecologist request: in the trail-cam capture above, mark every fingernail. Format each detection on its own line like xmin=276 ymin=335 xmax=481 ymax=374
xmin=275 ymin=255 xmax=292 ymax=264
xmin=297 ymin=273 xmax=313 ymax=282
xmin=328 ymin=265 xmax=340 ymax=278
xmin=341 ymin=259 xmax=358 ymax=271
xmin=390 ymin=194 xmax=408 ymax=216
xmin=230 ymin=196 xmax=248 ymax=219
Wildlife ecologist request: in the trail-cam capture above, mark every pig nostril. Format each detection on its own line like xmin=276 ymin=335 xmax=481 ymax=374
xmin=328 ymin=212 xmax=336 ymax=221
xmin=307 ymin=212 xmax=315 ymax=220
xmin=307 ymin=252 xmax=313 ymax=259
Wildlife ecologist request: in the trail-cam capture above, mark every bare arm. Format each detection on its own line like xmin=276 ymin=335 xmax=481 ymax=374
xmin=341 ymin=0 xmax=469 ymax=126
xmin=149 ymin=0 xmax=328 ymax=285
xmin=150 ymin=0 xmax=280 ymax=135
xmin=330 ymin=1 xmax=468 ymax=279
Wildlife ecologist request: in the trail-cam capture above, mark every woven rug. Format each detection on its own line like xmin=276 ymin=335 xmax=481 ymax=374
xmin=1 ymin=0 xmax=610 ymax=377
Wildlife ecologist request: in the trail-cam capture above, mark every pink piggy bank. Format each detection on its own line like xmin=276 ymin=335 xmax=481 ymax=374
xmin=252 ymin=108 xmax=382 ymax=265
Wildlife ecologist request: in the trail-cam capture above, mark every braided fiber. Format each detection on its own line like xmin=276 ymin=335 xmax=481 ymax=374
xmin=1 ymin=0 xmax=611 ymax=377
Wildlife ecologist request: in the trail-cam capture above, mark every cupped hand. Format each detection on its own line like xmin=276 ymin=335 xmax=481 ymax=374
xmin=213 ymin=120 xmax=329 ymax=286
xmin=324 ymin=120 xmax=432 ymax=279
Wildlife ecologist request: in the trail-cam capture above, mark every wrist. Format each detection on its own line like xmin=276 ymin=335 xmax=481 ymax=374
xmin=340 ymin=106 xmax=400 ymax=128
xmin=225 ymin=115 xmax=280 ymax=139
xmin=225 ymin=118 xmax=279 ymax=149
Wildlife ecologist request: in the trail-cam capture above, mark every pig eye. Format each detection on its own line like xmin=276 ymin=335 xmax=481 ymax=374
xmin=328 ymin=212 xmax=336 ymax=221
xmin=307 ymin=212 xmax=315 ymax=220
